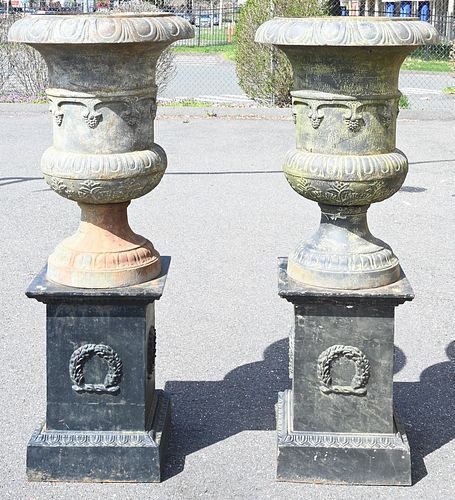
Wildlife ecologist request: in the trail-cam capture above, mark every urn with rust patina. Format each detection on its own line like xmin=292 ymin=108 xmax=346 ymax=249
xmin=256 ymin=17 xmax=438 ymax=290
xmin=9 ymin=13 xmax=193 ymax=288
xmin=9 ymin=13 xmax=194 ymax=483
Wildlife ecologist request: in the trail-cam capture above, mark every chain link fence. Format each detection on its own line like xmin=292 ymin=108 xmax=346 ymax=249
xmin=0 ymin=2 xmax=454 ymax=109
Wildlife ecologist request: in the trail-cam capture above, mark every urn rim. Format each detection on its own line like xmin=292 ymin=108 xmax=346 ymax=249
xmin=8 ymin=12 xmax=195 ymax=45
xmin=255 ymin=16 xmax=439 ymax=47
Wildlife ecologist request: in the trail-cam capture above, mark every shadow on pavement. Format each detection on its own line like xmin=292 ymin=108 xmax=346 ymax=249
xmin=163 ymin=340 xmax=454 ymax=485
xmin=400 ymin=186 xmax=427 ymax=193
xmin=395 ymin=341 xmax=455 ymax=485
xmin=409 ymin=159 xmax=455 ymax=166
xmin=166 ymin=170 xmax=282 ymax=176
xmin=163 ymin=337 xmax=290 ymax=480
xmin=0 ymin=176 xmax=43 ymax=187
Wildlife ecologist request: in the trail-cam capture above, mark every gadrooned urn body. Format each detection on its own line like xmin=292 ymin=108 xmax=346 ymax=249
xmin=256 ymin=17 xmax=438 ymax=289
xmin=9 ymin=14 xmax=194 ymax=288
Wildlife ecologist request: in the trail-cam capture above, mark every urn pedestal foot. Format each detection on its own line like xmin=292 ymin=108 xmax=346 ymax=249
xmin=277 ymin=257 xmax=414 ymax=486
xmin=288 ymin=204 xmax=401 ymax=290
xmin=25 ymin=258 xmax=171 ymax=482
xmin=47 ymin=202 xmax=161 ymax=289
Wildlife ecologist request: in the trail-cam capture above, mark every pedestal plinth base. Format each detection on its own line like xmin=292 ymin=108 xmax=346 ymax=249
xmin=27 ymin=390 xmax=171 ymax=483
xmin=276 ymin=390 xmax=411 ymax=485
xmin=26 ymin=259 xmax=171 ymax=483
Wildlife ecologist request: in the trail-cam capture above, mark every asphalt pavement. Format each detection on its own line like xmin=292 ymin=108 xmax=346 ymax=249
xmin=0 ymin=104 xmax=454 ymax=499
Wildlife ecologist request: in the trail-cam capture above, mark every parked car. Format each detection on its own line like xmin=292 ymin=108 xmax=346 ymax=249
xmin=194 ymin=14 xmax=211 ymax=28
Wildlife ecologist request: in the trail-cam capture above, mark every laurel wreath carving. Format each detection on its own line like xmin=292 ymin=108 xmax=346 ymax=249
xmin=317 ymin=345 xmax=370 ymax=396
xmin=69 ymin=344 xmax=123 ymax=394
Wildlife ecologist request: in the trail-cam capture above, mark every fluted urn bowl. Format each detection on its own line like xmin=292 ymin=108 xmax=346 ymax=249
xmin=9 ymin=13 xmax=194 ymax=288
xmin=256 ymin=17 xmax=438 ymax=289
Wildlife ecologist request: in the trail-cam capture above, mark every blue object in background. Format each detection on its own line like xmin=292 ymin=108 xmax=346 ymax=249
xmin=400 ymin=1 xmax=412 ymax=16
xmin=419 ymin=2 xmax=430 ymax=21
xmin=341 ymin=5 xmax=348 ymax=15
xmin=386 ymin=2 xmax=396 ymax=16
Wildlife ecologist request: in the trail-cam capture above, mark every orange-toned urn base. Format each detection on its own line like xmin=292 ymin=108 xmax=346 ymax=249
xmin=47 ymin=202 xmax=161 ymax=288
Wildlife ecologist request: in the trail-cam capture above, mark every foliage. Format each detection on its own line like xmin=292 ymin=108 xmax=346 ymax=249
xmin=401 ymin=57 xmax=451 ymax=73
xmin=411 ymin=43 xmax=453 ymax=61
xmin=235 ymin=0 xmax=322 ymax=107
xmin=160 ymin=99 xmax=212 ymax=107
xmin=399 ymin=95 xmax=410 ymax=109
xmin=0 ymin=14 xmax=48 ymax=97
xmin=173 ymin=44 xmax=236 ymax=61
xmin=0 ymin=3 xmax=176 ymax=99
xmin=450 ymin=41 xmax=455 ymax=78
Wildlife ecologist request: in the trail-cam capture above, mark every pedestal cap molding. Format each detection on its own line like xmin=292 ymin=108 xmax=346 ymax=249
xmin=255 ymin=17 xmax=438 ymax=47
xmin=8 ymin=13 xmax=194 ymax=45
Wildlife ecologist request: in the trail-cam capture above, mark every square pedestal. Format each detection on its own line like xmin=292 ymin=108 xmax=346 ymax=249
xmin=277 ymin=258 xmax=414 ymax=485
xmin=25 ymin=258 xmax=172 ymax=482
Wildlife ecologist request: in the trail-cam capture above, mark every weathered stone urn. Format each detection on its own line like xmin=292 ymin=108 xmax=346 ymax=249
xmin=256 ymin=17 xmax=438 ymax=485
xmin=9 ymin=13 xmax=194 ymax=483
xmin=9 ymin=13 xmax=193 ymax=288
xmin=256 ymin=17 xmax=438 ymax=290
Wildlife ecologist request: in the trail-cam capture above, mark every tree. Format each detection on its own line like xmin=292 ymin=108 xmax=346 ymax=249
xmin=235 ymin=0 xmax=323 ymax=107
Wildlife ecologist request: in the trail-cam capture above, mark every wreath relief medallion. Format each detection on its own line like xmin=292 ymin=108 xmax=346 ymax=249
xmin=69 ymin=344 xmax=123 ymax=394
xmin=317 ymin=345 xmax=370 ymax=396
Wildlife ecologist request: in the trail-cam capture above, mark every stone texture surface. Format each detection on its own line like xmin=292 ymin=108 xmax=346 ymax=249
xmin=256 ymin=17 xmax=439 ymax=290
xmin=8 ymin=13 xmax=194 ymax=45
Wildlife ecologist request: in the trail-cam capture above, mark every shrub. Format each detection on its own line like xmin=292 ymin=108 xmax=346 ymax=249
xmin=412 ymin=42 xmax=453 ymax=61
xmin=1 ymin=14 xmax=48 ymax=97
xmin=235 ymin=0 xmax=323 ymax=107
xmin=450 ymin=41 xmax=455 ymax=78
xmin=0 ymin=3 xmax=176 ymax=99
xmin=399 ymin=94 xmax=410 ymax=109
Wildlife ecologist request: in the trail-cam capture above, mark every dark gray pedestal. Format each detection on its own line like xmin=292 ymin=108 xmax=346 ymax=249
xmin=277 ymin=258 xmax=414 ymax=485
xmin=25 ymin=258 xmax=172 ymax=482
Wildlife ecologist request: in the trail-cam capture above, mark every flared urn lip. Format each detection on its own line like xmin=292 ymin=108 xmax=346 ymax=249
xmin=8 ymin=12 xmax=195 ymax=45
xmin=255 ymin=16 xmax=439 ymax=47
